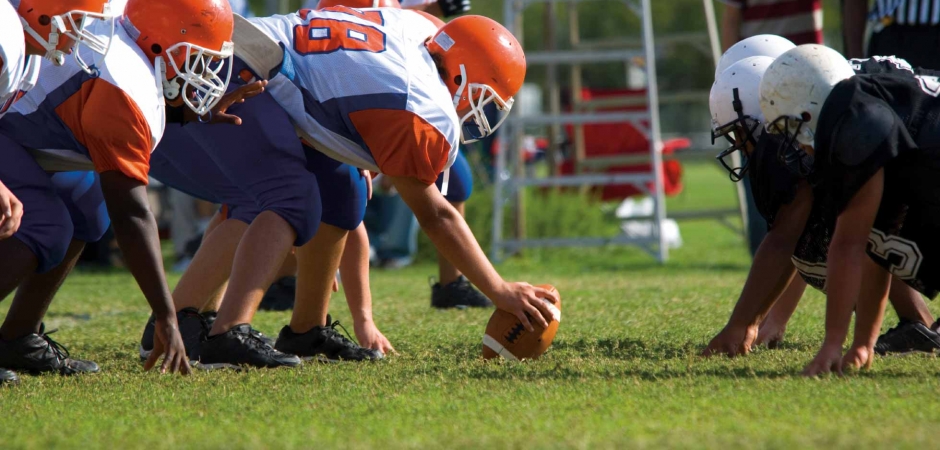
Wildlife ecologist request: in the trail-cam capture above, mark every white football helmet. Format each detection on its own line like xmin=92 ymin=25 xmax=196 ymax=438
xmin=759 ymin=44 xmax=854 ymax=175
xmin=709 ymin=56 xmax=773 ymax=181
xmin=715 ymin=34 xmax=795 ymax=78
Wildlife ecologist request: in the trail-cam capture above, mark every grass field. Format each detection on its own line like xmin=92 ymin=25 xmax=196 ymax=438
xmin=2 ymin=163 xmax=940 ymax=449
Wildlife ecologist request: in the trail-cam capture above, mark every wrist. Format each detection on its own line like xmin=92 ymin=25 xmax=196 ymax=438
xmin=823 ymin=335 xmax=846 ymax=348
xmin=727 ymin=313 xmax=759 ymax=330
xmin=483 ymin=280 xmax=510 ymax=303
xmin=850 ymin=335 xmax=874 ymax=350
xmin=156 ymin=312 xmax=179 ymax=325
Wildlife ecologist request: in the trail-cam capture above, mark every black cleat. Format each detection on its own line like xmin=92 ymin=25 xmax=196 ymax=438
xmin=139 ymin=308 xmax=209 ymax=362
xmin=0 ymin=324 xmax=98 ymax=375
xmin=259 ymin=276 xmax=296 ymax=311
xmin=202 ymin=310 xmax=275 ymax=347
xmin=431 ymin=275 xmax=493 ymax=309
xmin=0 ymin=368 xmax=18 ymax=386
xmin=275 ymin=315 xmax=382 ymax=362
xmin=198 ymin=324 xmax=301 ymax=370
xmin=201 ymin=311 xmax=217 ymax=330
xmin=875 ymin=319 xmax=940 ymax=355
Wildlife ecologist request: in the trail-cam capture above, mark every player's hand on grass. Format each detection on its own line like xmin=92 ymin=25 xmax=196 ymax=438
xmin=702 ymin=324 xmax=758 ymax=357
xmin=354 ymin=319 xmax=395 ymax=356
xmin=841 ymin=345 xmax=873 ymax=372
xmin=802 ymin=342 xmax=844 ymax=377
xmin=187 ymin=80 xmax=268 ymax=125
xmin=492 ymin=282 xmax=559 ymax=332
xmin=756 ymin=321 xmax=786 ymax=349
xmin=144 ymin=316 xmax=192 ymax=376
xmin=0 ymin=181 xmax=23 ymax=240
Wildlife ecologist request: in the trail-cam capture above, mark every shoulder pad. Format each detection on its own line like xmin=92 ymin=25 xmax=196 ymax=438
xmin=828 ymin=99 xmax=897 ymax=166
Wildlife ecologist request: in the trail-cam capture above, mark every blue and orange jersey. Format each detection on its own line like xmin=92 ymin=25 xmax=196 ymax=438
xmin=0 ymin=17 xmax=163 ymax=184
xmin=249 ymin=8 xmax=459 ymax=184
xmin=0 ymin=1 xmax=36 ymax=118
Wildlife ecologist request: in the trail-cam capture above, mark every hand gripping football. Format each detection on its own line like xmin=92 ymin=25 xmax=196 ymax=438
xmin=482 ymin=285 xmax=561 ymax=361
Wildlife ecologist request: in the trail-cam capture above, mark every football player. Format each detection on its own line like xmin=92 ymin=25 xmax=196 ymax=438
xmin=136 ymin=0 xmax=425 ymax=364
xmin=292 ymin=0 xmax=489 ymax=311
xmin=0 ymin=0 xmax=236 ymax=380
xmin=0 ymin=0 xmax=116 ymax=386
xmin=759 ymin=44 xmax=940 ymax=375
xmin=145 ymin=8 xmax=556 ymax=369
xmin=702 ymin=37 xmax=940 ymax=363
xmin=0 ymin=0 xmax=27 ymax=256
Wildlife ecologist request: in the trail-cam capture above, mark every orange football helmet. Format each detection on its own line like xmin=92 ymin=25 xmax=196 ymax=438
xmin=14 ymin=0 xmax=115 ymax=73
xmin=426 ymin=15 xmax=526 ymax=143
xmin=122 ymin=0 xmax=235 ymax=116
xmin=316 ymin=0 xmax=402 ymax=9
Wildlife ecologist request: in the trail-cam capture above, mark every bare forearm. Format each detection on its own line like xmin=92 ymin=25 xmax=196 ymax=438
xmin=842 ymin=0 xmax=869 ymax=59
xmin=851 ymin=258 xmax=891 ymax=348
xmin=100 ymin=175 xmax=175 ymax=318
xmin=417 ymin=204 xmax=504 ymax=299
xmin=827 ymin=170 xmax=884 ymax=347
xmin=111 ymin=211 xmax=175 ymax=316
xmin=339 ymin=223 xmax=373 ymax=324
xmin=762 ymin=277 xmax=807 ymax=327
xmin=393 ymin=176 xmax=507 ymax=300
xmin=824 ymin=242 xmax=867 ymax=346
xmin=727 ymin=237 xmax=798 ymax=328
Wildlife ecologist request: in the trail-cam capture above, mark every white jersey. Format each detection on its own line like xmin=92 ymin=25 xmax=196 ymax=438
xmin=303 ymin=0 xmax=438 ymax=7
xmin=0 ymin=18 xmax=164 ymax=183
xmin=0 ymin=1 xmax=38 ymax=118
xmin=249 ymin=8 xmax=458 ymax=184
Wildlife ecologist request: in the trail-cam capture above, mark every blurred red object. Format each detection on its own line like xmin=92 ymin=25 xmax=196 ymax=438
xmin=561 ymin=88 xmax=687 ymax=200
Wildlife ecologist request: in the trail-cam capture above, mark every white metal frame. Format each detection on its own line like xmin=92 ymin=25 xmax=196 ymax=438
xmin=493 ymin=0 xmax=669 ymax=262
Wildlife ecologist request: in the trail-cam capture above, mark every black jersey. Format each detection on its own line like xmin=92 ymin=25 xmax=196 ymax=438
xmin=811 ymin=70 xmax=940 ymax=298
xmin=748 ymin=58 xmax=940 ymax=296
xmin=750 ymin=56 xmax=931 ymax=229
xmin=849 ymin=56 xmax=917 ymax=76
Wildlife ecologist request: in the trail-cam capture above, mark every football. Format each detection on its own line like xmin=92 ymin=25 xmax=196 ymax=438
xmin=482 ymin=285 xmax=562 ymax=361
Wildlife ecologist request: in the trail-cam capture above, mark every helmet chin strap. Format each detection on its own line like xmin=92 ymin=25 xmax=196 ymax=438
xmin=795 ymin=124 xmax=815 ymax=147
xmin=451 ymin=64 xmax=468 ymax=107
xmin=157 ymin=57 xmax=181 ymax=101
xmin=20 ymin=15 xmax=68 ymax=66
xmin=443 ymin=64 xmax=468 ymax=197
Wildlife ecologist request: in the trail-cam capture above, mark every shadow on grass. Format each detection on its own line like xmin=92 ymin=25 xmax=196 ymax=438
xmin=577 ymin=261 xmax=750 ymax=275
xmin=460 ymin=364 xmax=798 ymax=381
xmin=429 ymin=337 xmax=816 ymax=363
xmin=44 ymin=312 xmax=92 ymax=323
xmin=405 ymin=337 xmax=940 ymax=381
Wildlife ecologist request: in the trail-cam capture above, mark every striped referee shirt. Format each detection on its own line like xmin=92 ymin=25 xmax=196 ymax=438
xmin=719 ymin=0 xmax=823 ymax=45
xmin=870 ymin=0 xmax=940 ymax=25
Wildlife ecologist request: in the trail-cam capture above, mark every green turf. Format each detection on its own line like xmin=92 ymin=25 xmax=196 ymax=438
xmin=2 ymin=163 xmax=940 ymax=449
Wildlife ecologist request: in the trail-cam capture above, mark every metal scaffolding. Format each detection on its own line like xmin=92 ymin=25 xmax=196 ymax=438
xmin=492 ymin=0 xmax=741 ymax=262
